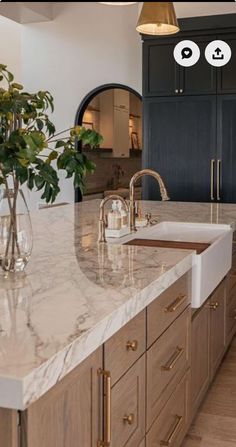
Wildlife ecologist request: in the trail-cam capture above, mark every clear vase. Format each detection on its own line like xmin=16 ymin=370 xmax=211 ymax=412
xmin=0 ymin=188 xmax=33 ymax=272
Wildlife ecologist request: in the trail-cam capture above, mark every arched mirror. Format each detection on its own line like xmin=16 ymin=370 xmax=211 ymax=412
xmin=75 ymin=84 xmax=142 ymax=202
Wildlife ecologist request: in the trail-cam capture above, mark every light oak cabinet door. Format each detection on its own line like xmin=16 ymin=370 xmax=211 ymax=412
xmin=22 ymin=348 xmax=102 ymax=447
xmin=191 ymin=304 xmax=210 ymax=416
xmin=139 ymin=440 xmax=146 ymax=447
xmin=209 ymin=280 xmax=226 ymax=379
xmin=0 ymin=409 xmax=18 ymax=447
xmin=110 ymin=355 xmax=145 ymax=447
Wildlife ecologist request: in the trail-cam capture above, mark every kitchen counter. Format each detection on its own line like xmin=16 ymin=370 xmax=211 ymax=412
xmin=1 ymin=200 xmax=236 ymax=411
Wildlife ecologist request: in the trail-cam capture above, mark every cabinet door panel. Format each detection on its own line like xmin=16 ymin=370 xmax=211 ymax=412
xmin=23 ymin=348 xmax=102 ymax=447
xmin=0 ymin=409 xmax=18 ymax=447
xmin=218 ymin=35 xmax=236 ymax=94
xmin=191 ymin=304 xmax=210 ymax=416
xmin=217 ymin=95 xmax=236 ymax=203
xmin=143 ymin=96 xmax=216 ymax=202
xmin=210 ymin=280 xmax=226 ymax=378
xmin=180 ymin=37 xmax=216 ymax=95
xmin=111 ymin=355 xmax=145 ymax=447
xmin=144 ymin=40 xmax=179 ymax=96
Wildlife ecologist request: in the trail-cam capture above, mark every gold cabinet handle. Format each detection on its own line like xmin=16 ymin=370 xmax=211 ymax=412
xmin=161 ymin=347 xmax=184 ymax=371
xmin=160 ymin=415 xmax=183 ymax=446
xmin=164 ymin=294 xmax=187 ymax=313
xmin=97 ymin=369 xmax=111 ymax=447
xmin=217 ymin=159 xmax=221 ymax=201
xmin=211 ymin=159 xmax=215 ymax=201
xmin=123 ymin=413 xmax=135 ymax=425
xmin=126 ymin=340 xmax=138 ymax=351
xmin=209 ymin=301 xmax=219 ymax=310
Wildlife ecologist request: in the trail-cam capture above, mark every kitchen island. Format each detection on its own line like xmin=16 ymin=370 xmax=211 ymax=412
xmin=0 ymin=200 xmax=236 ymax=447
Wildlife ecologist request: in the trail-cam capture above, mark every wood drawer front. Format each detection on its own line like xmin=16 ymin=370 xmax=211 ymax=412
xmin=111 ymin=355 xmax=145 ymax=447
xmin=227 ymin=272 xmax=236 ymax=295
xmin=146 ymin=371 xmax=190 ymax=447
xmin=210 ymin=281 xmax=226 ymax=378
xmin=147 ymin=272 xmax=190 ymax=348
xmin=104 ymin=310 xmax=146 ymax=386
xmin=147 ymin=307 xmax=191 ymax=430
xmin=139 ymin=440 xmax=145 ymax=447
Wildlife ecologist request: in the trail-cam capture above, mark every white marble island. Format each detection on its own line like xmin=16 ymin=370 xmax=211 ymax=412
xmin=0 ymin=200 xmax=236 ymax=412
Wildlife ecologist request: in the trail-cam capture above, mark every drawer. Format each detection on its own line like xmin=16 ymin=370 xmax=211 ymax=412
xmin=104 ymin=310 xmax=146 ymax=386
xmin=146 ymin=371 xmax=190 ymax=447
xmin=111 ymin=355 xmax=145 ymax=447
xmin=227 ymin=275 xmax=236 ymax=303
xmin=227 ymin=271 xmax=236 ymax=294
xmin=147 ymin=272 xmax=191 ymax=348
xmin=147 ymin=307 xmax=191 ymax=430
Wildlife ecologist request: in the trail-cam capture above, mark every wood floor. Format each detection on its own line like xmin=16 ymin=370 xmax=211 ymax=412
xmin=182 ymin=337 xmax=236 ymax=447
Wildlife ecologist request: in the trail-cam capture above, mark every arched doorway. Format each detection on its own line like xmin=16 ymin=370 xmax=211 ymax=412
xmin=75 ymin=84 xmax=142 ymax=202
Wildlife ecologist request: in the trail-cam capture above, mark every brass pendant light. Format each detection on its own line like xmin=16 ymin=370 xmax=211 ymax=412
xmin=136 ymin=2 xmax=179 ymax=36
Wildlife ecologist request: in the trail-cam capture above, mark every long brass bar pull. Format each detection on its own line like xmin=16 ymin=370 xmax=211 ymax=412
xmin=160 ymin=415 xmax=183 ymax=446
xmin=164 ymin=294 xmax=187 ymax=313
xmin=217 ymin=159 xmax=221 ymax=201
xmin=161 ymin=347 xmax=184 ymax=371
xmin=97 ymin=369 xmax=111 ymax=447
xmin=211 ymin=159 xmax=215 ymax=201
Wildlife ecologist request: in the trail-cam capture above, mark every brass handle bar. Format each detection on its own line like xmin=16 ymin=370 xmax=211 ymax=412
xmin=97 ymin=369 xmax=111 ymax=447
xmin=164 ymin=294 xmax=187 ymax=313
xmin=160 ymin=415 xmax=183 ymax=446
xmin=211 ymin=159 xmax=215 ymax=201
xmin=161 ymin=347 xmax=184 ymax=371
xmin=217 ymin=159 xmax=221 ymax=201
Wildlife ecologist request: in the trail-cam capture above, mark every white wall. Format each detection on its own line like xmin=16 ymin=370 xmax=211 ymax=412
xmin=0 ymin=16 xmax=21 ymax=82
xmin=21 ymin=2 xmax=142 ymax=209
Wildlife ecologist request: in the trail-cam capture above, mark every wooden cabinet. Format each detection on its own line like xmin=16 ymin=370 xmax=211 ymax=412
xmin=21 ymin=348 xmax=102 ymax=447
xmin=143 ymin=96 xmax=216 ymax=202
xmin=143 ymin=32 xmax=236 ymax=202
xmin=146 ymin=371 xmax=190 ymax=447
xmin=147 ymin=307 xmax=191 ymax=430
xmin=110 ymin=355 xmax=145 ymax=447
xmin=209 ymin=280 xmax=226 ymax=378
xmin=0 ymin=409 xmax=18 ymax=447
xmin=104 ymin=310 xmax=146 ymax=386
xmin=143 ymin=39 xmax=179 ymax=97
xmin=191 ymin=304 xmax=210 ymax=415
xmin=218 ymin=34 xmax=236 ymax=94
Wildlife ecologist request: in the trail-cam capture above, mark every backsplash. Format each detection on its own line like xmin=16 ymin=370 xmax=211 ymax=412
xmin=84 ymin=152 xmax=142 ymax=194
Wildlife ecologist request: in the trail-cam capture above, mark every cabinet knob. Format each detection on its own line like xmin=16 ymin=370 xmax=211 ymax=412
xmin=179 ymin=89 xmax=183 ymax=93
xmin=209 ymin=302 xmax=219 ymax=310
xmin=123 ymin=413 xmax=135 ymax=425
xmin=126 ymin=340 xmax=138 ymax=351
xmin=175 ymin=89 xmax=179 ymax=94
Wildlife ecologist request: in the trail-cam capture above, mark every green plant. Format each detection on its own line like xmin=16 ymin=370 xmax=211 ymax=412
xmin=0 ymin=64 xmax=102 ymax=271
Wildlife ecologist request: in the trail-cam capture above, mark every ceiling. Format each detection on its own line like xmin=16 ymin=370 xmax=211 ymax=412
xmin=0 ymin=2 xmax=235 ymax=24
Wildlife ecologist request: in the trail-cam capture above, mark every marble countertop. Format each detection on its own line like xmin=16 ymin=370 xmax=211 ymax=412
xmin=1 ymin=200 xmax=236 ymax=410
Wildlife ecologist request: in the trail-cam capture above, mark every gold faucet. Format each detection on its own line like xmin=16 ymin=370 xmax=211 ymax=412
xmin=129 ymin=169 xmax=169 ymax=232
xmin=98 ymin=194 xmax=129 ymax=243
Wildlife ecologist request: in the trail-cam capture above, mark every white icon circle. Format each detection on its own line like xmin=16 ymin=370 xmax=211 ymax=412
xmin=205 ymin=40 xmax=231 ymax=67
xmin=173 ymin=40 xmax=200 ymax=67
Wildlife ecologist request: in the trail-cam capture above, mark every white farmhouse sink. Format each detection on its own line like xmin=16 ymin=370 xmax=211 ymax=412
xmin=121 ymin=222 xmax=233 ymax=308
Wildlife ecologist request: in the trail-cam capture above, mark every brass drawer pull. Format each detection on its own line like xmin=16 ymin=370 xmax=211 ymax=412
xmin=126 ymin=340 xmax=138 ymax=351
xmin=164 ymin=294 xmax=187 ymax=313
xmin=210 ymin=159 xmax=215 ymax=201
xmin=97 ymin=369 xmax=111 ymax=447
xmin=123 ymin=413 xmax=135 ymax=425
xmin=161 ymin=347 xmax=184 ymax=371
xmin=160 ymin=415 xmax=183 ymax=446
xmin=209 ymin=301 xmax=219 ymax=310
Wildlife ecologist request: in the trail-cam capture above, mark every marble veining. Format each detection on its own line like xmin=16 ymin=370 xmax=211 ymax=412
xmin=0 ymin=199 xmax=236 ymax=410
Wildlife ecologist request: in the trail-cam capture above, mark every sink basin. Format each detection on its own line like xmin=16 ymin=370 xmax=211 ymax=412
xmin=120 ymin=221 xmax=233 ymax=308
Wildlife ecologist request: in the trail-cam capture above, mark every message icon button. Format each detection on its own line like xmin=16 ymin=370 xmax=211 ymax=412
xmin=174 ymin=40 xmax=200 ymax=67
xmin=181 ymin=47 xmax=193 ymax=59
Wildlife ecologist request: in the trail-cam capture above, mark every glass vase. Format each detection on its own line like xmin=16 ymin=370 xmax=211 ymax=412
xmin=0 ymin=188 xmax=33 ymax=272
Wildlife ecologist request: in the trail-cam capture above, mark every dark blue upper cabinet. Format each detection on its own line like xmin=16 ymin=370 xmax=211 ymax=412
xmin=217 ymin=34 xmax=236 ymax=94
